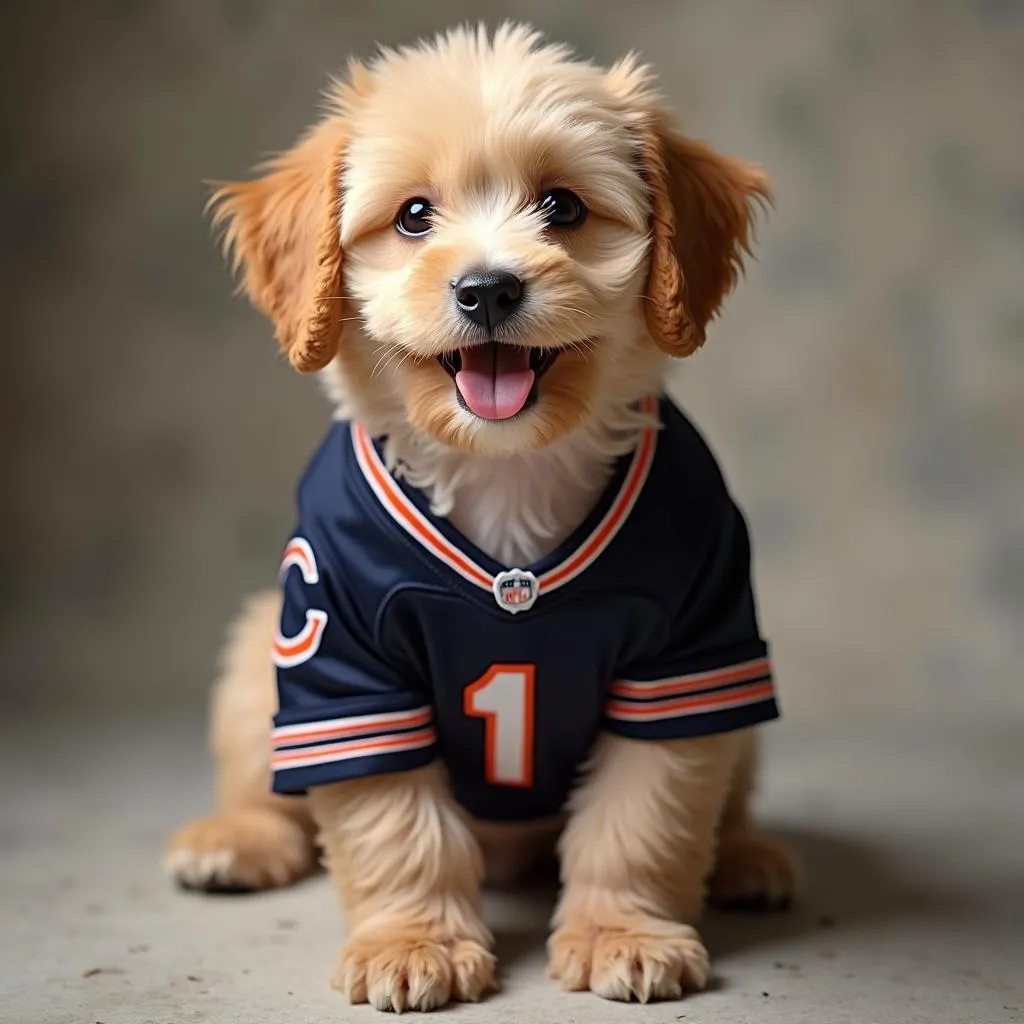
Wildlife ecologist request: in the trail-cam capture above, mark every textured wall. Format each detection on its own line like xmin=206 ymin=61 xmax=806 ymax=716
xmin=2 ymin=1 xmax=1021 ymax=725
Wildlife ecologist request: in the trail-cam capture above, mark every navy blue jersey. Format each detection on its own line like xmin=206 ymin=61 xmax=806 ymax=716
xmin=271 ymin=395 xmax=779 ymax=821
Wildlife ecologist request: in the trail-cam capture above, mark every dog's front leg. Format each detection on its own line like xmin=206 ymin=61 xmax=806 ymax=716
xmin=309 ymin=764 xmax=496 ymax=1012
xmin=548 ymin=732 xmax=738 ymax=1002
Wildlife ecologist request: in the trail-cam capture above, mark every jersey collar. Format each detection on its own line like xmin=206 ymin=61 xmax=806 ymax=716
xmin=351 ymin=395 xmax=659 ymax=609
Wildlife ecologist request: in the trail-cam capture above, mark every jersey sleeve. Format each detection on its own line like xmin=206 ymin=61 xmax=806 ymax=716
xmin=270 ymin=529 xmax=436 ymax=795
xmin=606 ymin=500 xmax=779 ymax=741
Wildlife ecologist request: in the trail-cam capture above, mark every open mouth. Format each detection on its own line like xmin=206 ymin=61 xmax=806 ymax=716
xmin=438 ymin=343 xmax=559 ymax=421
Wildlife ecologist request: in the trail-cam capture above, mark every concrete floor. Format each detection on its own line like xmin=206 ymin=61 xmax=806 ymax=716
xmin=2 ymin=708 xmax=1021 ymax=1024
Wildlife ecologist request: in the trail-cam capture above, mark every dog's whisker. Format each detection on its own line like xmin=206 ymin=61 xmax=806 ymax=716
xmin=567 ymin=339 xmax=599 ymax=360
xmin=548 ymin=305 xmax=597 ymax=321
xmin=391 ymin=350 xmax=414 ymax=376
xmin=376 ymin=342 xmax=425 ymax=379
xmin=371 ymin=346 xmax=405 ymax=379
xmin=378 ymin=351 xmax=408 ymax=378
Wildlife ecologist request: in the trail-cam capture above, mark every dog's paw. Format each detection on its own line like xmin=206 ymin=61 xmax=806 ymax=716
xmin=336 ymin=930 xmax=497 ymax=1012
xmin=164 ymin=807 xmax=316 ymax=893
xmin=547 ymin=920 xmax=709 ymax=1002
xmin=708 ymin=829 xmax=799 ymax=911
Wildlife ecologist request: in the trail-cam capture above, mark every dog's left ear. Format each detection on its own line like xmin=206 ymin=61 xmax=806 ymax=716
xmin=208 ymin=118 xmax=348 ymax=373
xmin=639 ymin=122 xmax=771 ymax=357
xmin=601 ymin=46 xmax=774 ymax=359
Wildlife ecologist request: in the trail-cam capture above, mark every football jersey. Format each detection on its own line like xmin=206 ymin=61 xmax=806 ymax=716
xmin=270 ymin=395 xmax=779 ymax=821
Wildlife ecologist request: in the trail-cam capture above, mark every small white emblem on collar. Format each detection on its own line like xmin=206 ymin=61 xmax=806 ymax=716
xmin=492 ymin=569 xmax=539 ymax=614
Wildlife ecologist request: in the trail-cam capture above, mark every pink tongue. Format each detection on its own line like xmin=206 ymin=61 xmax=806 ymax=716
xmin=455 ymin=343 xmax=535 ymax=420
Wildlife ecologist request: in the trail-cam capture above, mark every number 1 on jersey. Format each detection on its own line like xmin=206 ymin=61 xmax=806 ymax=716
xmin=464 ymin=664 xmax=536 ymax=787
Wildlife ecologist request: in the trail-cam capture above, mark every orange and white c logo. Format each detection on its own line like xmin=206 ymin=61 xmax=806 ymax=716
xmin=273 ymin=537 xmax=328 ymax=668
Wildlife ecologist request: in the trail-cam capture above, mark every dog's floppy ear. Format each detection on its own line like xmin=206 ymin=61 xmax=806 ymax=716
xmin=209 ymin=118 xmax=347 ymax=373
xmin=639 ymin=121 xmax=771 ymax=357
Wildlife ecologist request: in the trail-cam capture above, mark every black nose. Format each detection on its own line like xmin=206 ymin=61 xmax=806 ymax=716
xmin=453 ymin=271 xmax=524 ymax=330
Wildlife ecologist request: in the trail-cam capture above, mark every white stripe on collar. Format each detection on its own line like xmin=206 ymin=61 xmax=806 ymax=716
xmin=352 ymin=395 xmax=659 ymax=608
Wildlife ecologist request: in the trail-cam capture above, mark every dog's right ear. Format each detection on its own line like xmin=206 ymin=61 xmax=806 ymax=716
xmin=208 ymin=117 xmax=348 ymax=373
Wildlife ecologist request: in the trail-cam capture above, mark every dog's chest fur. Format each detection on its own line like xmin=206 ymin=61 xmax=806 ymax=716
xmin=385 ymin=416 xmax=651 ymax=566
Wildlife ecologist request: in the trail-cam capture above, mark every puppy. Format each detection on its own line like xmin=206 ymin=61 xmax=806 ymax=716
xmin=166 ymin=23 xmax=798 ymax=1012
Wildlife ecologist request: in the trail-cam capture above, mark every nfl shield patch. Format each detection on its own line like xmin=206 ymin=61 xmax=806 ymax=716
xmin=492 ymin=569 xmax=539 ymax=614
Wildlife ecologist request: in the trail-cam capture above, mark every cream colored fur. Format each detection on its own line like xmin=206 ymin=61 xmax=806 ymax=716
xmin=166 ymin=23 xmax=797 ymax=1012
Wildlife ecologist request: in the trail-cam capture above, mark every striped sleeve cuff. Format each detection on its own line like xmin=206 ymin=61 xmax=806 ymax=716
xmin=271 ymin=704 xmax=437 ymax=794
xmin=604 ymin=656 xmax=779 ymax=740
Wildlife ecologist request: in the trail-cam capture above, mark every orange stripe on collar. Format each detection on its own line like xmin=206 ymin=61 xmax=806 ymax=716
xmin=351 ymin=395 xmax=660 ymax=605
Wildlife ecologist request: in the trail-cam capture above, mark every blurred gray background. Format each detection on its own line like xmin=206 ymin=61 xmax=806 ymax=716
xmin=3 ymin=5 xmax=1024 ymax=1023
xmin=3 ymin=0 xmax=1021 ymax=725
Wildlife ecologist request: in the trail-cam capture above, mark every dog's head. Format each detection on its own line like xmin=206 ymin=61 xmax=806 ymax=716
xmin=213 ymin=24 xmax=769 ymax=455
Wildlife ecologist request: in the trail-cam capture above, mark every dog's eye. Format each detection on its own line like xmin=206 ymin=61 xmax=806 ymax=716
xmin=539 ymin=188 xmax=586 ymax=228
xmin=396 ymin=198 xmax=434 ymax=237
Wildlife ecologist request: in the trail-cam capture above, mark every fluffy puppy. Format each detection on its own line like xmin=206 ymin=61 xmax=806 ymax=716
xmin=166 ymin=23 xmax=798 ymax=1013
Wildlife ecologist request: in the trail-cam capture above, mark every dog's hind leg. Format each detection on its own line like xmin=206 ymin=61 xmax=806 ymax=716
xmin=164 ymin=591 xmax=319 ymax=892
xmin=706 ymin=730 xmax=800 ymax=911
